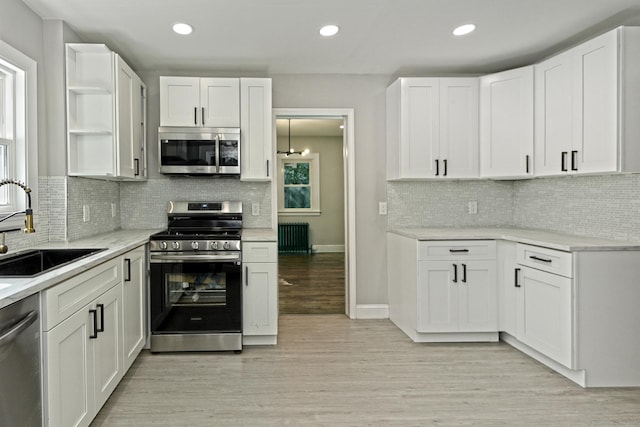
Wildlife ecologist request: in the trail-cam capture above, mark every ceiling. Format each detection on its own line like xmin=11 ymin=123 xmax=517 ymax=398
xmin=20 ymin=0 xmax=640 ymax=76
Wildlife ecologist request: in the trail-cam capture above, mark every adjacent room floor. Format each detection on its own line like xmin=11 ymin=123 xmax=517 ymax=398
xmin=278 ymin=252 xmax=345 ymax=314
xmin=92 ymin=315 xmax=640 ymax=426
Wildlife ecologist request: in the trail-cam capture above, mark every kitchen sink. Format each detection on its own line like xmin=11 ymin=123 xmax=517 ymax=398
xmin=0 ymin=248 xmax=107 ymax=277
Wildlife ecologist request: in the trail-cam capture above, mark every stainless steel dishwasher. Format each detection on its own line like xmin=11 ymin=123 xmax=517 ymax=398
xmin=0 ymin=293 xmax=41 ymax=427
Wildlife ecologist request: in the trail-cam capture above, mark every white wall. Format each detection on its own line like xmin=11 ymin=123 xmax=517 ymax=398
xmin=277 ymin=135 xmax=345 ymax=249
xmin=272 ymin=74 xmax=390 ymax=304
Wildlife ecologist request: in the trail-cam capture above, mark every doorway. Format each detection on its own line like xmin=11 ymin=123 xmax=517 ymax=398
xmin=271 ymin=108 xmax=356 ymax=317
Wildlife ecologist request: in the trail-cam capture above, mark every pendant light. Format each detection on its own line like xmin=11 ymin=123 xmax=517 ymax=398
xmin=278 ymin=119 xmax=309 ymax=156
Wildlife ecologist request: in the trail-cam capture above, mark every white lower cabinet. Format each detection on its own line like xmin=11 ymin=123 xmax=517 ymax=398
xmin=388 ymin=235 xmax=498 ymax=342
xmin=242 ymin=241 xmax=278 ymax=345
xmin=43 ymin=247 xmax=148 ymax=427
xmin=121 ymin=246 xmax=146 ymax=371
xmin=417 ymin=260 xmax=496 ymax=333
xmin=517 ymin=266 xmax=572 ymax=368
xmin=43 ymin=259 xmax=123 ymax=427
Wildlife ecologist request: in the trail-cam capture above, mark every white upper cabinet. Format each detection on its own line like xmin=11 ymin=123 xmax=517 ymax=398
xmin=535 ymin=27 xmax=640 ymax=176
xmin=66 ymin=43 xmax=147 ymax=180
xmin=159 ymin=76 xmax=240 ymax=127
xmin=480 ymin=66 xmax=534 ymax=178
xmin=240 ymin=78 xmax=273 ymax=181
xmin=387 ymin=77 xmax=479 ymax=180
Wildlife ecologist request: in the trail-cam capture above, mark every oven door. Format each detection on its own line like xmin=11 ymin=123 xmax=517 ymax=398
xmin=150 ymin=253 xmax=242 ymax=335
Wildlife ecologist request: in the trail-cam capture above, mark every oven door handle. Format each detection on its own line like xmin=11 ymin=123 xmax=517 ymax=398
xmin=150 ymin=254 xmax=241 ymax=263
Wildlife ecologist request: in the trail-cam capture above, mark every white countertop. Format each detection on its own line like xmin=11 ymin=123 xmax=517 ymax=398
xmin=0 ymin=229 xmax=161 ymax=310
xmin=242 ymin=228 xmax=277 ymax=241
xmin=389 ymin=228 xmax=640 ymax=252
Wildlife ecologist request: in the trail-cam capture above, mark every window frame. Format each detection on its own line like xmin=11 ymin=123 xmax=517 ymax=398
xmin=277 ymin=153 xmax=320 ymax=216
xmin=0 ymin=40 xmax=38 ymax=231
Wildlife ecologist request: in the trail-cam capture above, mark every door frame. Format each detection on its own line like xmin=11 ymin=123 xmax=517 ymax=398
xmin=272 ymin=108 xmax=356 ymax=318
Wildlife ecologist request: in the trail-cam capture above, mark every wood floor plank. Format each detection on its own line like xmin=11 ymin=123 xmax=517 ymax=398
xmin=92 ymin=315 xmax=640 ymax=426
xmin=278 ymin=253 xmax=345 ymax=314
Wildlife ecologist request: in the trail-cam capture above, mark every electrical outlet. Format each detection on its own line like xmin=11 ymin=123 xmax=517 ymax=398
xmin=251 ymin=202 xmax=260 ymax=216
xmin=379 ymin=202 xmax=387 ymax=215
xmin=468 ymin=200 xmax=478 ymax=215
xmin=111 ymin=203 xmax=117 ymax=218
xmin=83 ymin=205 xmax=90 ymax=222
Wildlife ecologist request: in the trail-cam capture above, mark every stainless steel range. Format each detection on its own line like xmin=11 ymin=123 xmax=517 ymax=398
xmin=149 ymin=201 xmax=243 ymax=352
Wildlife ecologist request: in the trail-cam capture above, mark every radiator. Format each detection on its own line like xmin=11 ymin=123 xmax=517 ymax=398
xmin=278 ymin=223 xmax=310 ymax=254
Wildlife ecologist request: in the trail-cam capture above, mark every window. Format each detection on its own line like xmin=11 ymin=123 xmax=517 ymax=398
xmin=278 ymin=153 xmax=320 ymax=215
xmin=0 ymin=40 xmax=38 ymax=229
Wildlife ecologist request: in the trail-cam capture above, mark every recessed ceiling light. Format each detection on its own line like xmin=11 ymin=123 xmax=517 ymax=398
xmin=453 ymin=24 xmax=476 ymax=36
xmin=320 ymin=25 xmax=339 ymax=37
xmin=173 ymin=23 xmax=193 ymax=35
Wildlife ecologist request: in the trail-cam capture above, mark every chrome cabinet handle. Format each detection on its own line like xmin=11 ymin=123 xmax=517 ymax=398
xmin=452 ymin=264 xmax=458 ymax=283
xmin=449 ymin=249 xmax=469 ymax=253
xmin=245 ymin=266 xmax=249 ymax=286
xmin=571 ymin=150 xmax=578 ymax=171
xmin=525 ymin=155 xmax=530 ymax=174
xmin=202 ymin=107 xmax=205 ymax=126
xmin=515 ymin=268 xmax=521 ymax=288
xmin=461 ymin=264 xmax=467 ymax=283
xmin=435 ymin=159 xmax=439 ymax=176
xmin=443 ymin=159 xmax=447 ymax=177
xmin=561 ymin=151 xmax=568 ymax=172
xmin=194 ymin=107 xmax=197 ymax=125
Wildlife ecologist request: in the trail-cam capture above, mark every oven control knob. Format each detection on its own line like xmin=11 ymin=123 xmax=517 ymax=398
xmin=171 ymin=241 xmax=180 ymax=250
xmin=191 ymin=241 xmax=199 ymax=250
xmin=223 ymin=241 xmax=230 ymax=250
xmin=159 ymin=241 xmax=168 ymax=250
xmin=211 ymin=241 xmax=219 ymax=250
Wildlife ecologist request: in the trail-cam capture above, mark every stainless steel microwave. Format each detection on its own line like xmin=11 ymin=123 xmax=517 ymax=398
xmin=158 ymin=127 xmax=240 ymax=175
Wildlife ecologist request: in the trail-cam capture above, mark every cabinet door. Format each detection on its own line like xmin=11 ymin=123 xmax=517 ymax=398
xmin=520 ymin=267 xmax=573 ymax=368
xmin=498 ymin=241 xmax=518 ymax=335
xmin=45 ymin=305 xmax=95 ymax=427
xmin=131 ymin=76 xmax=146 ymax=179
xmin=93 ymin=284 xmax=124 ymax=412
xmin=440 ymin=78 xmax=479 ymax=178
xmin=243 ymin=262 xmax=278 ymax=336
xmin=116 ymin=55 xmax=137 ymax=178
xmin=572 ymin=29 xmax=618 ymax=174
xmin=400 ymin=78 xmax=441 ymax=178
xmin=480 ymin=67 xmax=534 ymax=178
xmin=535 ymin=51 xmax=573 ymax=176
xmin=122 ymin=247 xmax=146 ymax=371
xmin=200 ymin=78 xmax=240 ymax=127
xmin=457 ymin=260 xmax=497 ymax=332
xmin=417 ymin=261 xmax=457 ymax=332
xmin=159 ymin=76 xmax=200 ymax=126
xmin=240 ymin=78 xmax=272 ymax=181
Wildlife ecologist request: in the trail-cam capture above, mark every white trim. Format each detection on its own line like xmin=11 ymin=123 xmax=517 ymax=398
xmin=355 ymin=304 xmax=389 ymax=319
xmin=272 ymin=108 xmax=356 ymax=318
xmin=311 ymin=244 xmax=344 ymax=253
xmin=243 ymin=335 xmax=277 ymax=346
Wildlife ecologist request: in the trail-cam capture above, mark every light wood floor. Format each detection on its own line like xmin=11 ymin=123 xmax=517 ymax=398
xmin=278 ymin=253 xmax=345 ymax=314
xmin=92 ymin=315 xmax=640 ymax=426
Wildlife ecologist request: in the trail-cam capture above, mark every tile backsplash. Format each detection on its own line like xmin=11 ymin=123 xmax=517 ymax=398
xmin=120 ymin=177 xmax=271 ymax=229
xmin=387 ymin=180 xmax=514 ymax=229
xmin=388 ymin=173 xmax=640 ymax=243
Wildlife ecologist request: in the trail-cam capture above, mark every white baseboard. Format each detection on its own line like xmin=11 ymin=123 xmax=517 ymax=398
xmin=311 ymin=244 xmax=345 ymax=253
xmin=355 ymin=304 xmax=389 ymax=319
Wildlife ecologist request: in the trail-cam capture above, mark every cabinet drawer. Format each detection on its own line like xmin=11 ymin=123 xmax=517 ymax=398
xmin=418 ymin=240 xmax=496 ymax=260
xmin=517 ymin=244 xmax=572 ymax=278
xmin=243 ymin=242 xmax=277 ymax=263
xmin=42 ymin=258 xmax=121 ymax=331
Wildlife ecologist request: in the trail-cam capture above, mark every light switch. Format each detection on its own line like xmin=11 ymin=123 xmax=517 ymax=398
xmin=252 ymin=202 xmax=260 ymax=216
xmin=83 ymin=205 xmax=90 ymax=222
xmin=468 ymin=201 xmax=478 ymax=215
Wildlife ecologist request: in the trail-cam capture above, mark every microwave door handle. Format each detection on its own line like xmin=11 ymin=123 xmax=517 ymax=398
xmin=215 ymin=135 xmax=221 ymax=172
